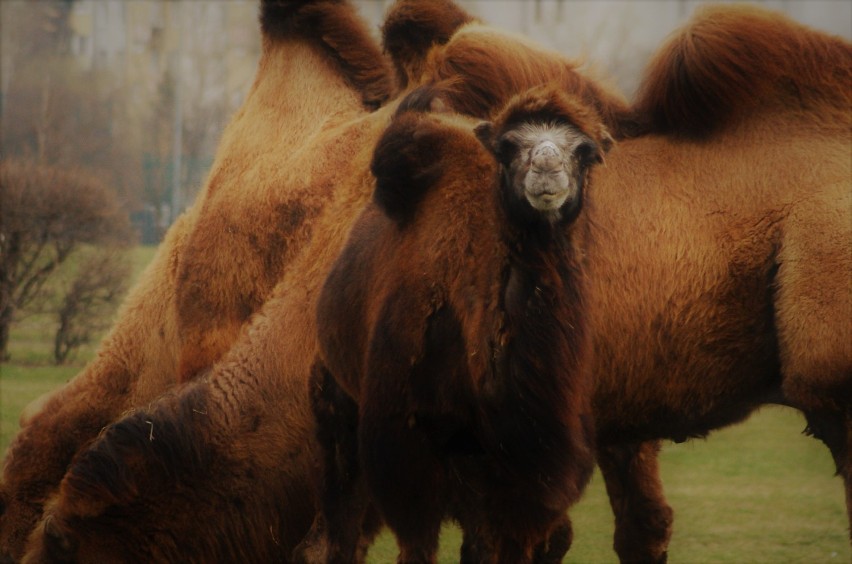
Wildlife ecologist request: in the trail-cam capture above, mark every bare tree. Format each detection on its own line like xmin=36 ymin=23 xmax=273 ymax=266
xmin=52 ymin=249 xmax=130 ymax=364
xmin=0 ymin=158 xmax=132 ymax=361
xmin=1 ymin=1 xmax=143 ymax=214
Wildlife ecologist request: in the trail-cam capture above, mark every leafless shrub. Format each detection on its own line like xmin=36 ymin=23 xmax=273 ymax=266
xmin=52 ymin=248 xmax=130 ymax=364
xmin=0 ymin=158 xmax=133 ymax=361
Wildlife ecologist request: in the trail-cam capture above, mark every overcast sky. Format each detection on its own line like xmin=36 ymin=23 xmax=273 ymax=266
xmin=354 ymin=0 xmax=852 ymax=96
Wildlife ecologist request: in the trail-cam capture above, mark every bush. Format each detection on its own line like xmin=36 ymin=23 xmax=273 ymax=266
xmin=0 ymin=158 xmax=133 ymax=361
xmin=52 ymin=248 xmax=131 ymax=364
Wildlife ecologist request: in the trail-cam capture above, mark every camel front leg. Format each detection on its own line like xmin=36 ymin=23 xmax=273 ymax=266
xmin=294 ymin=361 xmax=370 ymax=564
xmin=802 ymin=410 xmax=852 ymax=544
xmin=597 ymin=440 xmax=673 ymax=563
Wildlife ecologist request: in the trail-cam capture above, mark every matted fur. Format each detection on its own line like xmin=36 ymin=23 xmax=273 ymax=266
xmin=7 ymin=2 xmax=850 ymax=563
xmin=422 ymin=27 xmax=642 ymax=137
xmin=260 ymin=0 xmax=396 ymax=109
xmin=174 ymin=0 xmax=395 ymax=382
xmin=1 ymin=1 xmax=394 ymax=561
xmin=375 ymin=6 xmax=851 ymax=561
xmin=307 ymin=93 xmax=600 ymax=561
xmin=379 ymin=0 xmax=644 ymax=137
xmin=0 ymin=214 xmax=190 ymax=562
xmin=584 ymin=8 xmax=852 ymax=559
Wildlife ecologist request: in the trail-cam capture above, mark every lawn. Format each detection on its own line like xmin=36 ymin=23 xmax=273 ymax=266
xmin=1 ymin=244 xmax=848 ymax=562
xmin=365 ymin=405 xmax=849 ymax=563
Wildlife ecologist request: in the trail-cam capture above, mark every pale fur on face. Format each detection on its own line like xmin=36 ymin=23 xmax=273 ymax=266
xmin=503 ymin=121 xmax=594 ymax=221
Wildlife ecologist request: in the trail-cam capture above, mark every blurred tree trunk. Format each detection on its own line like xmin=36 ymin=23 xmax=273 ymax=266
xmin=52 ymin=250 xmax=129 ymax=364
xmin=0 ymin=233 xmax=22 ymax=360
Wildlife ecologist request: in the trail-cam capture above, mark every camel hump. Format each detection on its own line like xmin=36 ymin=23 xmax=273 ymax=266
xmin=382 ymin=0 xmax=478 ymax=88
xmin=260 ymin=0 xmax=395 ymax=109
xmin=634 ymin=4 xmax=852 ymax=138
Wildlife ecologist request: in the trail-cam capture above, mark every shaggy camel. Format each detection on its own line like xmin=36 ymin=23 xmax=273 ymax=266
xmin=5 ymin=1 xmax=850 ymax=562
xmin=302 ymin=85 xmax=612 ymax=562
xmin=0 ymin=0 xmax=394 ymax=561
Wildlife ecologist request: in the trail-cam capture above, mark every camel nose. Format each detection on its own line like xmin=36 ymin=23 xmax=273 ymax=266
xmin=530 ymin=141 xmax=563 ymax=173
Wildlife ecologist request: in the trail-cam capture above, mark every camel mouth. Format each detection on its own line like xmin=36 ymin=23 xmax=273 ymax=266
xmin=527 ymin=191 xmax=571 ymax=212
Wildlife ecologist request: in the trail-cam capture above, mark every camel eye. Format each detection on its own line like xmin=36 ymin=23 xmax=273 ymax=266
xmin=495 ymin=135 xmax=520 ymax=166
xmin=496 ymin=137 xmax=520 ymax=167
xmin=575 ymin=141 xmax=598 ymax=164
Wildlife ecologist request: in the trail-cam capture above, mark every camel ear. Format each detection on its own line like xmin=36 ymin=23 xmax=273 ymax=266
xmin=581 ymin=129 xmax=613 ymax=166
xmin=600 ymin=130 xmax=614 ymax=153
xmin=474 ymin=122 xmax=493 ymax=151
xmin=575 ymin=138 xmax=604 ymax=166
xmin=591 ymin=130 xmax=614 ymax=164
xmin=475 ymin=121 xmax=520 ymax=168
xmin=371 ymin=113 xmax=447 ymax=225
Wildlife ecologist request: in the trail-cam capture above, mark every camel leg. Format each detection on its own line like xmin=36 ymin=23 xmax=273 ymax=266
xmin=294 ymin=362 xmax=369 ymax=564
xmin=773 ymin=183 xmax=851 ymax=539
xmin=458 ymin=507 xmax=571 ymax=563
xmin=847 ymin=419 xmax=851 ymax=543
xmin=355 ymin=504 xmax=384 ymax=562
xmin=597 ymin=440 xmax=673 ymax=563
xmin=460 ymin=523 xmax=494 ymax=564
xmin=358 ymin=402 xmax=444 ymax=563
xmin=532 ymin=514 xmax=573 ymax=564
xmin=802 ymin=410 xmax=851 ymax=542
xmin=495 ymin=537 xmax=535 ymax=564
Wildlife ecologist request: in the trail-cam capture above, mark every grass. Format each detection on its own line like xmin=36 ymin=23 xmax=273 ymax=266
xmin=365 ymin=406 xmax=849 ymax=563
xmin=1 ymin=244 xmax=848 ymax=562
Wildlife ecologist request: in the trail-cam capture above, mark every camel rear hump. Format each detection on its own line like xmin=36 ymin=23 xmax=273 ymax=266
xmin=634 ymin=4 xmax=852 ymax=138
xmin=381 ymin=0 xmax=478 ymax=88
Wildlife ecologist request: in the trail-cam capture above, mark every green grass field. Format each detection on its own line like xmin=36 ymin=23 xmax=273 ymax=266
xmin=1 ymin=245 xmax=848 ymax=562
xmin=365 ymin=405 xmax=849 ymax=563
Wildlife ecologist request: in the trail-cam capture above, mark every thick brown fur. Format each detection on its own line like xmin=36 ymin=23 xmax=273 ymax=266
xmin=586 ymin=7 xmax=851 ymax=559
xmin=376 ymin=6 xmax=851 ymax=560
xmin=387 ymin=7 xmax=646 ymax=137
xmin=377 ymin=0 xmax=647 ymax=136
xmin=380 ymin=0 xmax=477 ymax=89
xmin=0 ymin=216 xmax=189 ymax=562
xmin=1 ymin=1 xmax=394 ymax=561
xmin=22 ymin=105 xmax=391 ymax=564
xmin=8 ymin=3 xmax=851 ymax=563
xmin=633 ymin=4 xmax=852 ymax=138
xmin=260 ymin=0 xmax=396 ymax=109
xmin=23 ymin=380 xmax=317 ymax=563
xmin=307 ymin=91 xmax=601 ymax=562
xmin=175 ymin=0 xmax=395 ymax=382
